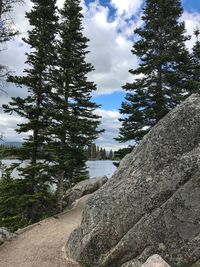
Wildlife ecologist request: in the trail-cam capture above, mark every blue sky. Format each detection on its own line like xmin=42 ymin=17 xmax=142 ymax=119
xmin=1 ymin=0 xmax=200 ymax=149
xmin=93 ymin=92 xmax=125 ymax=110
xmin=182 ymin=0 xmax=200 ymax=12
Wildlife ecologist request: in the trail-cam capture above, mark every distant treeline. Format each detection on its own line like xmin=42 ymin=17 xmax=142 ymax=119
xmin=85 ymin=144 xmax=116 ymax=161
xmin=0 ymin=143 xmax=118 ymax=161
xmin=0 ymin=145 xmax=19 ymax=159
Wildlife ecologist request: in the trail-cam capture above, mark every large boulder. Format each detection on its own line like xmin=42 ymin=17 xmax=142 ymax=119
xmin=66 ymin=94 xmax=200 ymax=267
xmin=64 ymin=176 xmax=108 ymax=206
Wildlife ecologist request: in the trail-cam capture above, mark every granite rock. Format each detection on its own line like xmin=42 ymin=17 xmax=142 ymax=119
xmin=66 ymin=94 xmax=200 ymax=267
xmin=64 ymin=176 xmax=108 ymax=206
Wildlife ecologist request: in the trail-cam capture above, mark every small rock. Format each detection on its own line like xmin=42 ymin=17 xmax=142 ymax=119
xmin=64 ymin=176 xmax=108 ymax=207
xmin=0 ymin=227 xmax=16 ymax=245
xmin=142 ymin=255 xmax=170 ymax=267
xmin=121 ymin=259 xmax=142 ymax=267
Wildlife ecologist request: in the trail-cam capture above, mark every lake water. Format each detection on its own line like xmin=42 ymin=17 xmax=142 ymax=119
xmin=1 ymin=160 xmax=117 ymax=179
xmin=86 ymin=160 xmax=117 ymax=178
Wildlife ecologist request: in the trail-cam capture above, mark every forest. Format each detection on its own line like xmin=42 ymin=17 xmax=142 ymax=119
xmin=0 ymin=0 xmax=200 ymax=232
xmin=0 ymin=143 xmax=116 ymax=160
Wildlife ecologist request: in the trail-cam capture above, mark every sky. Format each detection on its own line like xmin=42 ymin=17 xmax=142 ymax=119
xmin=1 ymin=0 xmax=200 ymax=150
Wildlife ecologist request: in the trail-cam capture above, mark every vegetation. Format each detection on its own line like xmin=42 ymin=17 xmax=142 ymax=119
xmin=113 ymin=147 xmax=133 ymax=167
xmin=85 ymin=144 xmax=115 ymax=160
xmin=117 ymin=0 xmax=192 ymax=145
xmin=0 ymin=144 xmax=20 ymax=159
xmin=0 ymin=0 xmax=23 ymax=87
xmin=0 ymin=161 xmax=56 ymax=231
xmin=1 ymin=0 xmax=101 ymax=227
xmin=0 ymin=0 xmax=25 ymax=231
xmin=3 ymin=0 xmax=59 ymax=224
xmin=47 ymin=0 xmax=102 ymax=211
xmin=189 ymin=28 xmax=200 ymax=93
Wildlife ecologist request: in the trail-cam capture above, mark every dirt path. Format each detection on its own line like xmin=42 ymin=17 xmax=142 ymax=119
xmin=0 ymin=195 xmax=91 ymax=267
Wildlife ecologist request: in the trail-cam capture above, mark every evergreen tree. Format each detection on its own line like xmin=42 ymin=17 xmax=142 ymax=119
xmin=0 ymin=0 xmax=23 ymax=84
xmin=3 ymin=0 xmax=58 ymax=223
xmin=99 ymin=147 xmax=103 ymax=159
xmin=99 ymin=147 xmax=106 ymax=160
xmin=117 ymin=0 xmax=191 ymax=144
xmin=0 ymin=164 xmax=22 ymax=231
xmin=47 ymin=0 xmax=102 ymax=211
xmin=0 ymin=0 xmax=22 ymax=41
xmin=91 ymin=144 xmax=97 ymax=160
xmin=109 ymin=149 xmax=113 ymax=160
xmin=0 ymin=164 xmax=31 ymax=231
xmin=96 ymin=146 xmax=100 ymax=159
xmin=0 ymin=0 xmax=23 ymax=145
xmin=103 ymin=148 xmax=106 ymax=159
xmin=189 ymin=28 xmax=200 ymax=93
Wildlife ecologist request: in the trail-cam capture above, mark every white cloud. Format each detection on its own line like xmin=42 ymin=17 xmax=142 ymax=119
xmin=95 ymin=109 xmax=132 ymax=150
xmin=83 ymin=1 xmax=139 ymax=94
xmin=111 ymin=0 xmax=143 ymax=18
xmin=1 ymin=39 xmax=28 ymax=75
xmin=57 ymin=0 xmax=65 ymax=9
xmin=0 ymin=112 xmax=27 ymax=142
xmin=182 ymin=11 xmax=200 ymax=50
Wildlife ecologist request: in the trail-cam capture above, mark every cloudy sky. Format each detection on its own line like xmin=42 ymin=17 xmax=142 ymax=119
xmin=1 ymin=0 xmax=200 ymax=150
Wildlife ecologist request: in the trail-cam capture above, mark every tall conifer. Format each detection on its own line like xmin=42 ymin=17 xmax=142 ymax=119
xmin=117 ymin=0 xmax=191 ymax=144
xmin=189 ymin=28 xmax=200 ymax=93
xmin=0 ymin=0 xmax=23 ymax=85
xmin=48 ymin=0 xmax=102 ymax=211
xmin=3 ymin=0 xmax=58 ymax=222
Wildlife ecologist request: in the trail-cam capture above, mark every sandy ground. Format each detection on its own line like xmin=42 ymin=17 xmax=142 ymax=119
xmin=0 ymin=195 xmax=91 ymax=267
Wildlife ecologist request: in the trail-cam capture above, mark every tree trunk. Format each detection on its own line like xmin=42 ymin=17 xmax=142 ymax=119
xmin=57 ymin=171 xmax=65 ymax=212
xmin=0 ymin=0 xmax=2 ymax=18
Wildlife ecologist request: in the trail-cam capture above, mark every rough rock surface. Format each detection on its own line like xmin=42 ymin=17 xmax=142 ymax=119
xmin=64 ymin=176 xmax=108 ymax=206
xmin=142 ymin=255 xmax=170 ymax=267
xmin=121 ymin=260 xmax=142 ymax=267
xmin=0 ymin=228 xmax=16 ymax=245
xmin=66 ymin=94 xmax=200 ymax=267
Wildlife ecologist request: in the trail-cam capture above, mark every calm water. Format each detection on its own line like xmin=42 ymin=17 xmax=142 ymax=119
xmin=86 ymin=160 xmax=117 ymax=178
xmin=1 ymin=160 xmax=117 ymax=179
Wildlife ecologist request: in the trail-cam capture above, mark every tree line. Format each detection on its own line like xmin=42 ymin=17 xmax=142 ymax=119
xmin=85 ymin=144 xmax=115 ymax=160
xmin=0 ymin=144 xmax=19 ymax=159
xmin=0 ymin=143 xmax=116 ymax=160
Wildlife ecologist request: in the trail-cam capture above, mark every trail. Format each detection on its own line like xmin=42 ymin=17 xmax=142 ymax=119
xmin=0 ymin=195 xmax=90 ymax=267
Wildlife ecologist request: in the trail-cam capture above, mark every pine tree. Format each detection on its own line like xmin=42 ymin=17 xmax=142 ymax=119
xmin=117 ymin=0 xmax=191 ymax=144
xmin=109 ymin=149 xmax=113 ymax=160
xmin=0 ymin=164 xmax=29 ymax=231
xmin=3 ymin=0 xmax=58 ymax=223
xmin=103 ymin=149 xmax=106 ymax=159
xmin=91 ymin=144 xmax=97 ymax=160
xmin=189 ymin=28 xmax=200 ymax=93
xmin=0 ymin=0 xmax=21 ymax=41
xmin=0 ymin=0 xmax=23 ymax=149
xmin=47 ymin=0 xmax=102 ymax=211
xmin=0 ymin=0 xmax=23 ymax=84
xmin=96 ymin=146 xmax=100 ymax=159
